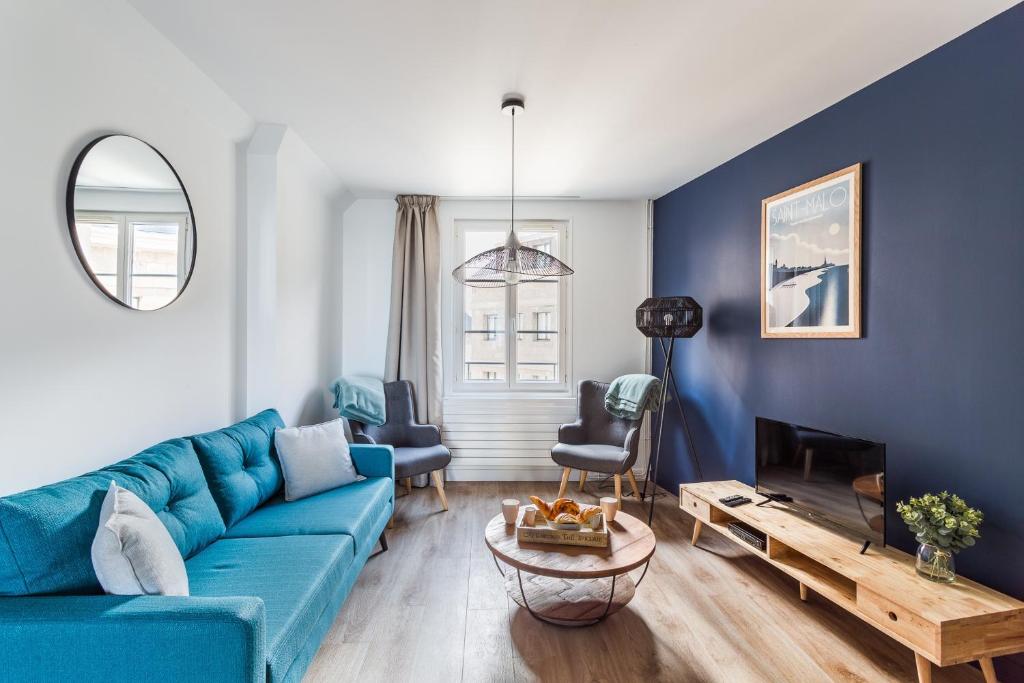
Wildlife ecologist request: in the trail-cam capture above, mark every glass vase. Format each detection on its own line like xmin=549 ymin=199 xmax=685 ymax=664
xmin=915 ymin=543 xmax=955 ymax=583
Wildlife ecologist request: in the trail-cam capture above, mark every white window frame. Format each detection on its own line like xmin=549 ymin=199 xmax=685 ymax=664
xmin=452 ymin=219 xmax=570 ymax=394
xmin=74 ymin=210 xmax=191 ymax=306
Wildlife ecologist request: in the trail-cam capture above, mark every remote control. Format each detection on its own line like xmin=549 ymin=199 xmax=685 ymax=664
xmin=724 ymin=497 xmax=752 ymax=507
xmin=719 ymin=494 xmax=744 ymax=504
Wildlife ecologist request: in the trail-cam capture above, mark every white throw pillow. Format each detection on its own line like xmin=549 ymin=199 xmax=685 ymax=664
xmin=275 ymin=419 xmax=359 ymax=501
xmin=91 ymin=481 xmax=189 ymax=596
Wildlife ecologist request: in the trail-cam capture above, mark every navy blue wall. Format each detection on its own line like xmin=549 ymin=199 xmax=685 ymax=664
xmin=653 ymin=5 xmax=1024 ymax=676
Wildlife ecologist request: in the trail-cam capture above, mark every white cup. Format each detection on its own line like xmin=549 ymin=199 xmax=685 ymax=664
xmin=522 ymin=505 xmax=538 ymax=526
xmin=502 ymin=498 xmax=520 ymax=525
xmin=600 ymin=496 xmax=619 ymax=523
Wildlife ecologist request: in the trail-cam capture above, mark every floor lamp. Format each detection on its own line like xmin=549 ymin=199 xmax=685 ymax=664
xmin=635 ymin=297 xmax=704 ymax=526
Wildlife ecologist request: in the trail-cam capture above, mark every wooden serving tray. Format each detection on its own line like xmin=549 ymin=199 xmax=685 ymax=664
xmin=516 ymin=513 xmax=609 ymax=548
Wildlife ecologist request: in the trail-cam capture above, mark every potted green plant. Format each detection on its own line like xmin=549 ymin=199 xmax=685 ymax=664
xmin=896 ymin=492 xmax=983 ymax=583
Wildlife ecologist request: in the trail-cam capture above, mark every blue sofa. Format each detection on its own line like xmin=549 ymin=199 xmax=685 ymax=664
xmin=0 ymin=409 xmax=394 ymax=683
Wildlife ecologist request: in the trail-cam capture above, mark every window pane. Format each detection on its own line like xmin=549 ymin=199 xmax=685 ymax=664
xmin=75 ymin=220 xmax=119 ymax=295
xmin=518 ymin=229 xmax=558 ymax=258
xmin=130 ymin=222 xmax=180 ymax=311
xmin=463 ymin=281 xmax=506 ymax=382
xmin=516 ymin=279 xmax=559 ymax=383
xmin=461 ymin=229 xmax=507 ymax=284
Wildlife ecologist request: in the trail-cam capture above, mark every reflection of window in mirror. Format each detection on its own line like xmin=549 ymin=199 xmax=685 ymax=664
xmin=69 ymin=135 xmax=196 ymax=311
xmin=74 ymin=211 xmax=191 ymax=310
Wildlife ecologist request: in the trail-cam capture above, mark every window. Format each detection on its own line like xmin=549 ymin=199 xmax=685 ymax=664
xmin=485 ymin=313 xmax=500 ymax=340
xmin=534 ymin=311 xmax=552 ymax=341
xmin=75 ymin=211 xmax=191 ymax=310
xmin=454 ymin=220 xmax=569 ymax=391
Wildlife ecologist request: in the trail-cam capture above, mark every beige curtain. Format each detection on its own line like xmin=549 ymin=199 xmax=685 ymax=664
xmin=385 ymin=195 xmax=443 ymax=424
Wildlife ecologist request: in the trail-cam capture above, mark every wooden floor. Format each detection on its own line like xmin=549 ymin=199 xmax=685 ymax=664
xmin=305 ymin=481 xmax=984 ymax=683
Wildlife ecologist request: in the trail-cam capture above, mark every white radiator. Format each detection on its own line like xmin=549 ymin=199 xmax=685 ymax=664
xmin=441 ymin=396 xmax=649 ymax=481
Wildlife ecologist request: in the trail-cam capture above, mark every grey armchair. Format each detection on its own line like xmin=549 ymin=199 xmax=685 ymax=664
xmin=551 ymin=380 xmax=644 ymax=508
xmin=350 ymin=380 xmax=451 ymax=513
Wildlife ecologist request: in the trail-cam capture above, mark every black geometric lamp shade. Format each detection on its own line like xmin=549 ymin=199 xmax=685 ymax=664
xmin=635 ymin=296 xmax=703 ymax=338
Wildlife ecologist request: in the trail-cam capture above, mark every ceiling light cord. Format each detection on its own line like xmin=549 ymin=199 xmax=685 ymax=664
xmin=510 ymin=108 xmax=515 ymax=234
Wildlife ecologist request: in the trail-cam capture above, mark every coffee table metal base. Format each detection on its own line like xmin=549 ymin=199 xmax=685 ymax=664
xmin=493 ymin=557 xmax=649 ymax=627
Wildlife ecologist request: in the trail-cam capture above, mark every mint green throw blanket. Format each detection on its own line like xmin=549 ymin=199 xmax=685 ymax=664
xmin=331 ymin=375 xmax=386 ymax=426
xmin=604 ymin=374 xmax=663 ymax=420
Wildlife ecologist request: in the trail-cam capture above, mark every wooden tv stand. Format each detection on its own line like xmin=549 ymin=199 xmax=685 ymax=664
xmin=680 ymin=481 xmax=1024 ymax=683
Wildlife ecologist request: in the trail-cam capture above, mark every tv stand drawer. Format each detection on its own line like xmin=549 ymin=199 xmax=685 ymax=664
xmin=857 ymin=587 xmax=938 ymax=656
xmin=680 ymin=490 xmax=734 ymax=524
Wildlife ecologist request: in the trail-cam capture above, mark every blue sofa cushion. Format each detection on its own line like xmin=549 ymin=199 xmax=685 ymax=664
xmin=190 ymin=409 xmax=285 ymax=528
xmin=0 ymin=438 xmax=224 ymax=596
xmin=223 ymin=477 xmax=393 ymax=554
xmin=186 ymin=535 xmax=354 ymax=683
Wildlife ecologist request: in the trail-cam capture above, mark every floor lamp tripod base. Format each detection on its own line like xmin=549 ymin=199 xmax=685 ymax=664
xmin=640 ymin=336 xmax=703 ymax=527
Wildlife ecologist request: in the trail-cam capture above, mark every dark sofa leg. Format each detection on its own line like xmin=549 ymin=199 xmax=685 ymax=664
xmin=379 ymin=531 xmax=388 ymax=552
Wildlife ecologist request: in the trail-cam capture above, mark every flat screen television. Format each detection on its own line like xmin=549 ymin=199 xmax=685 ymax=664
xmin=756 ymin=417 xmax=885 ymax=546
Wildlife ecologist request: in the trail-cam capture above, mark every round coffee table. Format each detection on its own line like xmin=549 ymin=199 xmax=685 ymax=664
xmin=484 ymin=511 xmax=656 ymax=627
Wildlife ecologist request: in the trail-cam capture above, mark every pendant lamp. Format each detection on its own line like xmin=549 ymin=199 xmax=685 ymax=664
xmin=452 ymin=95 xmax=574 ymax=287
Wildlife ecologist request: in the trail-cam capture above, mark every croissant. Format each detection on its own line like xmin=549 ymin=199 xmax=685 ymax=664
xmin=529 ymin=496 xmax=581 ymax=522
xmin=530 ymin=496 xmax=603 ymax=526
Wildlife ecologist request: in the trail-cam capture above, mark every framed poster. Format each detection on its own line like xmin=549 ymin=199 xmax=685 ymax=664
xmin=761 ymin=163 xmax=861 ymax=338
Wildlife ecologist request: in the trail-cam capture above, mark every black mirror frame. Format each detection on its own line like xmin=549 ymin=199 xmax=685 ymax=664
xmin=66 ymin=134 xmax=197 ymax=311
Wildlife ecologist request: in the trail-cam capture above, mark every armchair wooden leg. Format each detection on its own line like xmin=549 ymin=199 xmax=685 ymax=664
xmin=379 ymin=531 xmax=388 ymax=552
xmin=578 ymin=470 xmax=588 ymax=492
xmin=431 ymin=470 xmax=449 ymax=512
xmin=614 ymin=474 xmax=623 ymax=510
xmin=387 ymin=515 xmax=395 ymax=529
xmin=626 ymin=470 xmax=641 ymax=500
xmin=557 ymin=467 xmax=571 ymax=498
xmin=404 ymin=478 xmax=412 ymax=495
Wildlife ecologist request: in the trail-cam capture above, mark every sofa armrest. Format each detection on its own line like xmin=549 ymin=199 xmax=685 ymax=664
xmin=350 ymin=443 xmax=395 ymax=480
xmin=0 ymin=595 xmax=266 ymax=683
xmin=557 ymin=421 xmax=586 ymax=445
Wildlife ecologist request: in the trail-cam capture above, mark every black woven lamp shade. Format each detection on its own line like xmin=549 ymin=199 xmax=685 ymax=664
xmin=636 ymin=296 xmax=703 ymax=338
xmin=452 ymin=231 xmax=573 ymax=288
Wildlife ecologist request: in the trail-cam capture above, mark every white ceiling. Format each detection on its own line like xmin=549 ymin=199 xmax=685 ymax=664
xmin=129 ymin=0 xmax=1015 ymax=199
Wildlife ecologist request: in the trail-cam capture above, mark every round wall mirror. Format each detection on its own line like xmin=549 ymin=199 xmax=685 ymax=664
xmin=67 ymin=135 xmax=196 ymax=310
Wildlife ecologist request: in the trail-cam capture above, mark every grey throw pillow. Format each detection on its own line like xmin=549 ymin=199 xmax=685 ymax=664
xmin=275 ymin=419 xmax=358 ymax=501
xmin=91 ymin=481 xmax=189 ymax=596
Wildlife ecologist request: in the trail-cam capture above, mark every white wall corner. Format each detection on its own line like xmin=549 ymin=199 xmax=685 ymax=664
xmin=241 ymin=122 xmax=288 ymax=417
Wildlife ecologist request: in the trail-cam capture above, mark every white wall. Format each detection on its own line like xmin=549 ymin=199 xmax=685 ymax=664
xmin=340 ymin=197 xmax=651 ymax=479
xmin=274 ymin=130 xmax=346 ymax=426
xmin=0 ymin=1 xmax=342 ymax=495
xmin=341 ymin=198 xmax=396 ymax=377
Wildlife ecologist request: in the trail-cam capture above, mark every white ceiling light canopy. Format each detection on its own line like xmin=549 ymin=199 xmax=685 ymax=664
xmin=452 ymin=94 xmax=574 ymax=288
